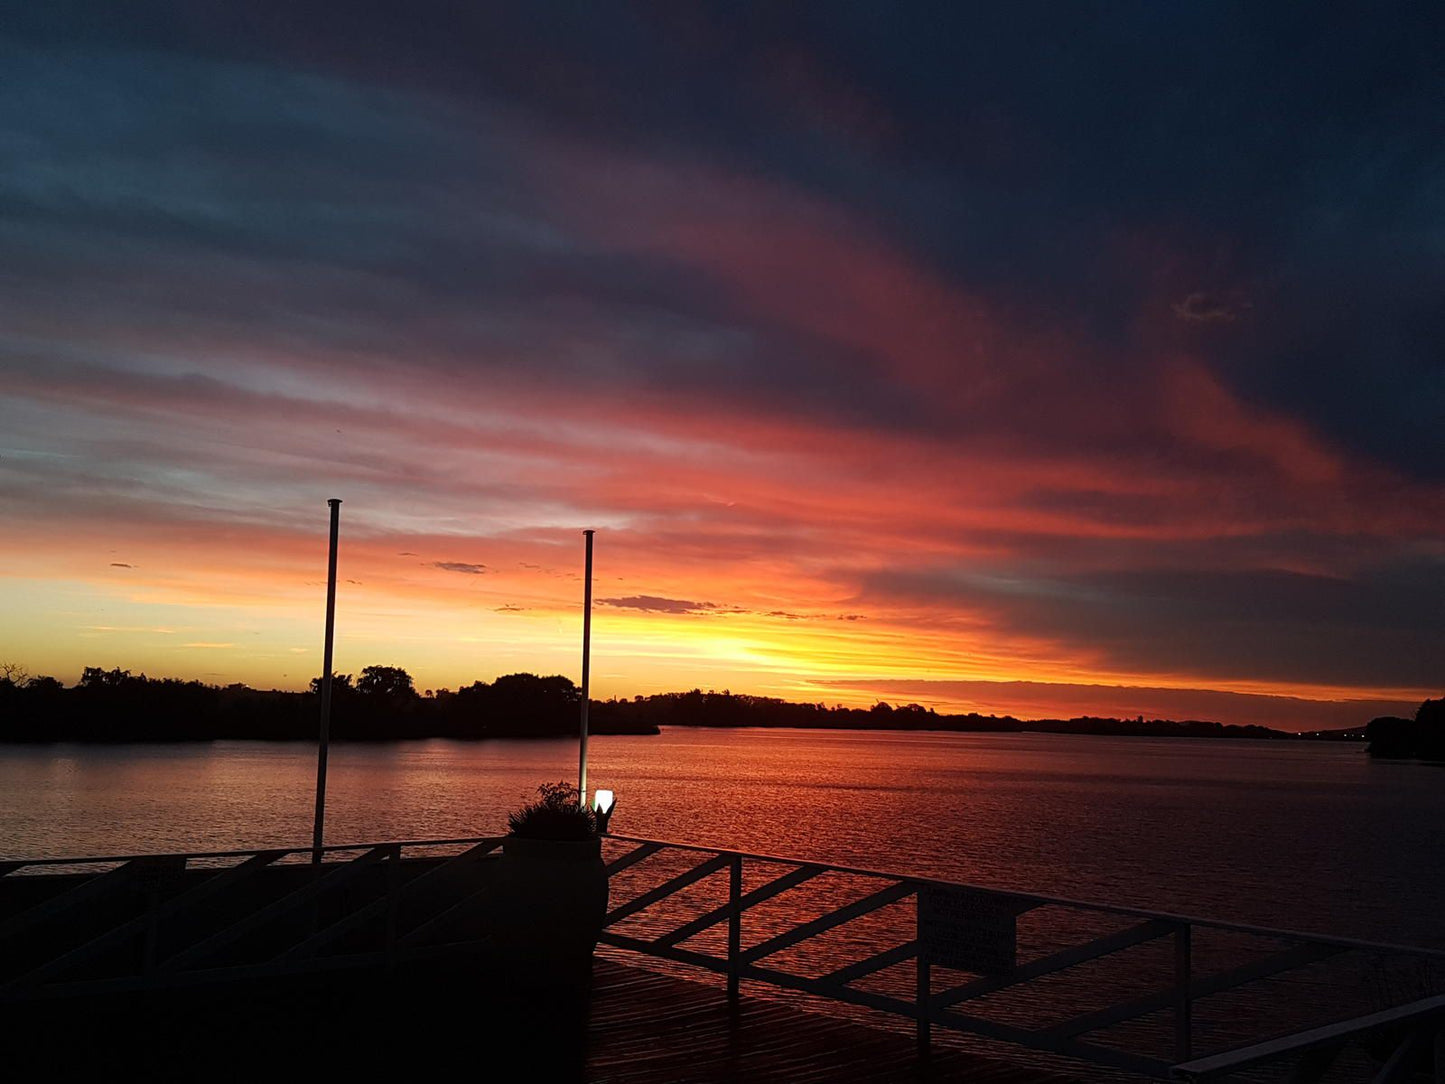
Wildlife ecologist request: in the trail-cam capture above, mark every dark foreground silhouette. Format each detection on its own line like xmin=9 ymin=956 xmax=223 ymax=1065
xmin=8 ymin=951 xmax=593 ymax=1082
xmin=1366 ymin=698 xmax=1445 ymax=761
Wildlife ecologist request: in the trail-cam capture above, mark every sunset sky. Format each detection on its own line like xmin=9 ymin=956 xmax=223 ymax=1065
xmin=2 ymin=4 xmax=1441 ymax=729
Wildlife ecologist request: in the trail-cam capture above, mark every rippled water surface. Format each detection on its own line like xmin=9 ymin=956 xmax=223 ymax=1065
xmin=2 ymin=728 xmax=1440 ymax=946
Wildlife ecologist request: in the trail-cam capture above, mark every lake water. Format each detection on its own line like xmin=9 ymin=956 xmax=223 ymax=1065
xmin=2 ymin=728 xmax=1440 ymax=948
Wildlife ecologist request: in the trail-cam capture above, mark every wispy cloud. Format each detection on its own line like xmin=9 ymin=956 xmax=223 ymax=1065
xmin=1172 ymin=292 xmax=1241 ymax=323
xmin=83 ymin=625 xmax=175 ymax=634
xmin=599 ymin=595 xmax=731 ymax=615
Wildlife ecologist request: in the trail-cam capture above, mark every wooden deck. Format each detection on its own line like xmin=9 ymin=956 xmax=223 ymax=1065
xmin=586 ymin=957 xmax=1076 ymax=1083
xmin=6 ymin=951 xmax=1078 ymax=1082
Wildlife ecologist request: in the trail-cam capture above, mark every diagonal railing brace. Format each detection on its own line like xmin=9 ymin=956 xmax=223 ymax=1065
xmin=739 ymin=881 xmax=914 ymax=965
xmin=653 ymin=863 xmax=823 ymax=949
xmin=604 ymin=854 xmax=731 ymax=928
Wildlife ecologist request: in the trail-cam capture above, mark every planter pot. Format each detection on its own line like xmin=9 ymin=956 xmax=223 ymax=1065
xmin=491 ymin=835 xmax=609 ymax=995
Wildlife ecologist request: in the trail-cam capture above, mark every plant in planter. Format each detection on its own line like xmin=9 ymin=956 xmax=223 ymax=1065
xmin=507 ymin=781 xmax=597 ymax=840
xmin=494 ymin=782 xmax=609 ymax=994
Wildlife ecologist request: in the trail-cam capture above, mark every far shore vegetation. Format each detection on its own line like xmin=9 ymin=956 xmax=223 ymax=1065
xmin=3 ymin=662 xmax=1433 ymax=747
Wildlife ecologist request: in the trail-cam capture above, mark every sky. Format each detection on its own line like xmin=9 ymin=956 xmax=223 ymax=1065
xmin=1 ymin=3 xmax=1441 ymax=729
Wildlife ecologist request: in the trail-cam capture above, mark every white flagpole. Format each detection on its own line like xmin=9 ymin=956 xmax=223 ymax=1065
xmin=312 ymin=497 xmax=341 ymax=863
xmin=578 ymin=528 xmax=594 ymax=806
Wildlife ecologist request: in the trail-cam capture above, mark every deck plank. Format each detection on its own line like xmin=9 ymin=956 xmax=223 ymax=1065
xmin=586 ymin=958 xmax=1077 ymax=1083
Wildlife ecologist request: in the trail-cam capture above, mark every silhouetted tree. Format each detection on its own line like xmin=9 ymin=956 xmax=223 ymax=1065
xmin=357 ymin=665 xmax=417 ymax=700
xmin=1414 ymin=698 xmax=1445 ymax=760
xmin=309 ymin=673 xmax=355 ymax=696
xmin=1367 ymin=698 xmax=1445 ymax=760
xmin=1367 ymin=716 xmax=1417 ymax=758
xmin=79 ymin=666 xmax=132 ymax=689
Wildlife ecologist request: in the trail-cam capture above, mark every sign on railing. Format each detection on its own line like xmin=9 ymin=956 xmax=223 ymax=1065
xmin=918 ymin=883 xmax=1018 ymax=974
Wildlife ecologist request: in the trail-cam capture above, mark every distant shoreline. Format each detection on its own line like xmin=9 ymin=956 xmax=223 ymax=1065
xmin=589 ymin=690 xmax=1358 ymax=743
xmin=650 ymin=722 xmax=1358 ymax=745
xmin=1 ymin=666 xmax=1387 ymax=745
xmin=0 ymin=725 xmax=1366 ymax=747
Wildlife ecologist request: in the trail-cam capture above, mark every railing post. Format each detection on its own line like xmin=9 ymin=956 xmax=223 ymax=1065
xmin=916 ymin=890 xmax=931 ymax=1061
xmin=727 ymin=854 xmax=742 ymax=1008
xmin=138 ymin=855 xmax=183 ymax=974
xmin=142 ymin=866 xmax=165 ymax=973
xmin=385 ymin=844 xmax=401 ymax=966
xmin=1175 ymin=922 xmax=1192 ymax=1062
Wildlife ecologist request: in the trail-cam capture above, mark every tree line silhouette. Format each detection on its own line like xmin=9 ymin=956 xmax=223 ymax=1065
xmin=590 ymin=688 xmax=1292 ymax=740
xmin=0 ymin=665 xmax=656 ymax=742
xmin=0 ymin=663 xmax=1329 ymax=744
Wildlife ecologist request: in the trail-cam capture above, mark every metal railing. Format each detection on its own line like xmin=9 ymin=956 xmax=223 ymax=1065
xmin=0 ymin=837 xmax=504 ymax=1001
xmin=597 ymin=834 xmax=1445 ymax=1082
xmin=8 ymin=833 xmax=1444 ymax=1080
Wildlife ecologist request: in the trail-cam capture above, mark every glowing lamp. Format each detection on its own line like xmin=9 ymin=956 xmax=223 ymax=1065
xmin=593 ymin=789 xmax=616 ymax=834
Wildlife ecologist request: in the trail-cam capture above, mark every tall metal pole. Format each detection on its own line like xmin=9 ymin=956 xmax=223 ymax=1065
xmin=312 ymin=498 xmax=341 ymax=863
xmin=578 ymin=528 xmax=594 ymax=806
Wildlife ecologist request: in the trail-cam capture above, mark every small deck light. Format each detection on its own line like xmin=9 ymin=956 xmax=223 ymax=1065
xmin=593 ymin=789 xmax=616 ymax=833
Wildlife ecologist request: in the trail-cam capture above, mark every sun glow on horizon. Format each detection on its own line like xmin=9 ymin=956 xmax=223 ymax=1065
xmin=2 ymin=534 xmax=1435 ymax=732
